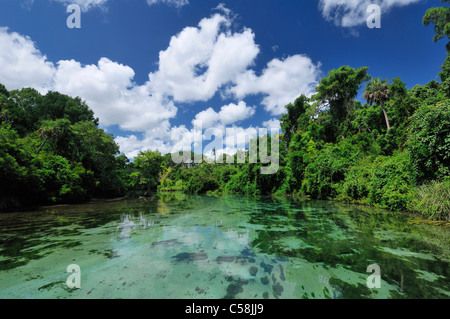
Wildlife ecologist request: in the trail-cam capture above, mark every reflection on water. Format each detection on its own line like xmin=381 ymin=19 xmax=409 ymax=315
xmin=0 ymin=193 xmax=449 ymax=299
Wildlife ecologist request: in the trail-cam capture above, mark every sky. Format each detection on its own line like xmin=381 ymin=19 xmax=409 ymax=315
xmin=0 ymin=0 xmax=447 ymax=159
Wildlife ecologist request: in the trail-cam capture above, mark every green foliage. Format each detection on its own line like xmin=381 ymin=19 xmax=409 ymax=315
xmin=33 ymin=153 xmax=92 ymax=203
xmin=313 ymin=66 xmax=370 ymax=141
xmin=0 ymin=85 xmax=127 ymax=210
xmin=301 ymin=141 xmax=360 ymax=200
xmin=0 ymin=123 xmax=40 ymax=209
xmin=376 ymin=127 xmax=398 ymax=156
xmin=280 ymin=95 xmax=310 ymax=147
xmin=408 ymin=99 xmax=450 ymax=184
xmin=408 ymin=180 xmax=450 ymax=220
xmin=181 ymin=164 xmax=221 ymax=194
xmin=286 ymin=130 xmax=317 ymax=191
xmin=423 ymin=1 xmax=450 ymax=53
xmin=5 ymin=89 xmax=98 ymax=137
xmin=341 ymin=160 xmax=372 ymax=203
xmin=224 ymin=164 xmax=260 ymax=195
xmin=368 ymin=153 xmax=413 ymax=211
xmin=130 ymin=150 xmax=165 ymax=196
xmin=70 ymin=121 xmax=123 ymax=196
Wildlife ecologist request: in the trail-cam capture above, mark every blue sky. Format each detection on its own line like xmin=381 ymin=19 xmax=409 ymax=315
xmin=0 ymin=0 xmax=446 ymax=158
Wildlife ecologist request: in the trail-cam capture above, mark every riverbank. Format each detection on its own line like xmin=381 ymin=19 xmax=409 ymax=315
xmin=159 ymin=180 xmax=450 ymax=223
xmin=0 ymin=196 xmax=128 ymax=214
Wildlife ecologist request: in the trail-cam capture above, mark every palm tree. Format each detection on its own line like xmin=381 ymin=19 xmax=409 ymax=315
xmin=364 ymin=78 xmax=391 ymax=131
xmin=36 ymin=123 xmax=61 ymax=154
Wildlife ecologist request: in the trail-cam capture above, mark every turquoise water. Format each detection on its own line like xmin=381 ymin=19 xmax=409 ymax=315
xmin=0 ymin=193 xmax=449 ymax=299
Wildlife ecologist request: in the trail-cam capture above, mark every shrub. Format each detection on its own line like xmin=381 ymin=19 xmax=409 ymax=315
xmin=369 ymin=153 xmax=413 ymax=211
xmin=302 ymin=141 xmax=359 ymax=200
xmin=408 ymin=100 xmax=450 ymax=184
xmin=342 ymin=158 xmax=373 ymax=202
xmin=408 ymin=180 xmax=450 ymax=220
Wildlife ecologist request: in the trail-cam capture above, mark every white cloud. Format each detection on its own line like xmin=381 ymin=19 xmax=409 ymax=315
xmin=52 ymin=58 xmax=177 ymax=131
xmin=114 ymin=121 xmax=175 ymax=158
xmin=149 ymin=13 xmax=260 ymax=102
xmin=0 ymin=27 xmax=55 ymax=93
xmin=228 ymin=55 xmax=321 ymax=116
xmin=146 ymin=0 xmax=189 ymax=8
xmin=262 ymin=118 xmax=281 ymax=131
xmin=219 ymin=101 xmax=256 ymax=125
xmin=192 ymin=107 xmax=221 ymax=129
xmin=192 ymin=101 xmax=256 ymax=129
xmin=319 ymin=0 xmax=422 ymax=28
xmin=223 ymin=126 xmax=258 ymax=149
xmin=215 ymin=3 xmax=232 ymax=16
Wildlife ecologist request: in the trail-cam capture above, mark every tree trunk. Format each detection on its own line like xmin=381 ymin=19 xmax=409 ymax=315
xmin=36 ymin=136 xmax=48 ymax=154
xmin=382 ymin=103 xmax=391 ymax=131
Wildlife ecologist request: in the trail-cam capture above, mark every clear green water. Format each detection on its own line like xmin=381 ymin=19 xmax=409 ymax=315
xmin=0 ymin=193 xmax=449 ymax=299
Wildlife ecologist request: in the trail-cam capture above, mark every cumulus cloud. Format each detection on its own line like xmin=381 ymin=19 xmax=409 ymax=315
xmin=191 ymin=101 xmax=256 ymax=129
xmin=52 ymin=58 xmax=177 ymax=131
xmin=319 ymin=0 xmax=422 ymax=28
xmin=262 ymin=118 xmax=281 ymax=131
xmin=0 ymin=27 xmax=55 ymax=93
xmin=150 ymin=13 xmax=260 ymax=102
xmin=114 ymin=121 xmax=175 ymax=159
xmin=228 ymin=55 xmax=321 ymax=116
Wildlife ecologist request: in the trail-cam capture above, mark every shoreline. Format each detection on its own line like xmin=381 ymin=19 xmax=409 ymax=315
xmin=2 ymin=191 xmax=449 ymax=227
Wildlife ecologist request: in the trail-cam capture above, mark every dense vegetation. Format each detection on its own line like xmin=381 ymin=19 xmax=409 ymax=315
xmin=158 ymin=58 xmax=450 ymax=220
xmin=1 ymin=3 xmax=449 ymax=220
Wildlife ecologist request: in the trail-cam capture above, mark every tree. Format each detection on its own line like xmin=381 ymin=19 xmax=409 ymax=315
xmin=423 ymin=0 xmax=450 ymax=54
xmin=0 ymin=84 xmax=9 ymax=97
xmin=0 ymin=84 xmax=10 ymax=123
xmin=0 ymin=123 xmax=41 ymax=209
xmin=280 ymin=94 xmax=310 ymax=147
xmin=364 ymin=78 xmax=391 ymax=131
xmin=408 ymin=100 xmax=450 ymax=184
xmin=69 ymin=121 xmax=123 ymax=196
xmin=133 ymin=150 xmax=165 ymax=196
xmin=313 ymin=66 xmax=370 ymax=141
xmin=33 ymin=153 xmax=91 ymax=203
xmin=7 ymin=88 xmax=43 ymax=135
xmin=35 ymin=119 xmax=71 ymax=154
xmin=40 ymin=91 xmax=98 ymax=125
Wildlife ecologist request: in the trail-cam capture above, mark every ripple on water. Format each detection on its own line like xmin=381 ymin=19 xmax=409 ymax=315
xmin=0 ymin=195 xmax=449 ymax=299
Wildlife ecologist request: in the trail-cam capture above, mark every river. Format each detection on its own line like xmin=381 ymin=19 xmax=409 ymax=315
xmin=0 ymin=193 xmax=449 ymax=299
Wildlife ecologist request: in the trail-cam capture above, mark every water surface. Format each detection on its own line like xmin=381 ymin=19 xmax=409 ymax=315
xmin=0 ymin=194 xmax=449 ymax=299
